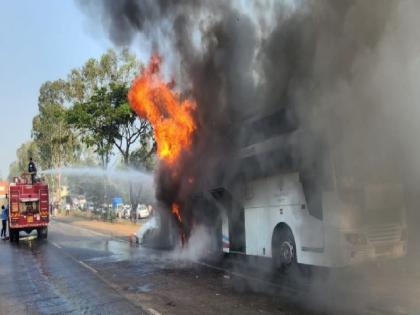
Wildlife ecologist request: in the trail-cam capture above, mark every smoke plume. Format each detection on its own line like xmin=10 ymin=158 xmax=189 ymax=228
xmin=77 ymin=0 xmax=420 ymax=255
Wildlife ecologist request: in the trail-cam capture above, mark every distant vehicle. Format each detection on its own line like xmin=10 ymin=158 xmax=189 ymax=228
xmin=9 ymin=173 xmax=49 ymax=242
xmin=137 ymin=204 xmax=151 ymax=219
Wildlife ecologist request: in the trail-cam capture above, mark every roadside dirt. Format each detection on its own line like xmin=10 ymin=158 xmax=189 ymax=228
xmin=53 ymin=215 xmax=143 ymax=239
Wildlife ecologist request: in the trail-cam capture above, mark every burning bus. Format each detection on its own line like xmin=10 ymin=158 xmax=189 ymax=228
xmin=208 ymin=109 xmax=407 ymax=269
xmin=128 ymin=54 xmax=406 ymax=269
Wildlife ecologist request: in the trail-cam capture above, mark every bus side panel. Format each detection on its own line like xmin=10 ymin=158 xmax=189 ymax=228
xmin=244 ymin=205 xmax=303 ymax=258
xmin=244 ymin=205 xmax=337 ymax=266
xmin=242 ymin=174 xmax=328 ymax=265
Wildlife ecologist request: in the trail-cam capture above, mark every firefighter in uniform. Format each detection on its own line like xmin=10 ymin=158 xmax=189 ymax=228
xmin=28 ymin=157 xmax=37 ymax=184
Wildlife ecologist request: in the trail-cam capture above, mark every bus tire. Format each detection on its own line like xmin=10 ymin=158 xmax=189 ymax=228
xmin=272 ymin=225 xmax=297 ymax=272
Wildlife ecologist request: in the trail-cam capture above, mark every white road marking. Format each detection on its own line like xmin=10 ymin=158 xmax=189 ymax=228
xmin=147 ymin=308 xmax=162 ymax=315
xmin=52 ymin=220 xmax=108 ymax=237
xmin=46 ymin=223 xmax=149 ymax=313
xmin=78 ymin=260 xmax=98 ymax=273
xmin=49 ymin=241 xmax=62 ymax=249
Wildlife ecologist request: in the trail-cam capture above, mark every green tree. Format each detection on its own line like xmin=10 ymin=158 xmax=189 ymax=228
xmin=68 ymin=48 xmax=142 ymax=103
xmin=32 ymin=80 xmax=81 ymax=204
xmin=67 ymin=49 xmax=149 ymax=168
xmin=109 ymin=83 xmax=153 ymax=165
xmin=8 ymin=141 xmax=39 ymax=180
xmin=66 ymin=49 xmax=154 ymax=219
xmin=66 ymin=88 xmax=116 ymax=168
xmin=67 ymin=83 xmax=154 ymax=219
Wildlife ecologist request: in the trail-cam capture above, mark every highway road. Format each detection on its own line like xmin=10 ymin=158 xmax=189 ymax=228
xmin=0 ymin=220 xmax=418 ymax=315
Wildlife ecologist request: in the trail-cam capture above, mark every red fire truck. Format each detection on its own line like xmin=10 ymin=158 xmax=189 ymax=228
xmin=9 ymin=173 xmax=49 ymax=242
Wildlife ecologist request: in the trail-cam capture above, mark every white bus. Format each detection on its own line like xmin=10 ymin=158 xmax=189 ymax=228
xmin=207 ymin=111 xmax=406 ymax=269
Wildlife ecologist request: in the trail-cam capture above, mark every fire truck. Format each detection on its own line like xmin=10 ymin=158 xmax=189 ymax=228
xmin=8 ymin=173 xmax=49 ymax=242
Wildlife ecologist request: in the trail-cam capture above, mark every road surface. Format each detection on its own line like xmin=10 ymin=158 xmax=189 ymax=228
xmin=0 ymin=220 xmax=418 ymax=315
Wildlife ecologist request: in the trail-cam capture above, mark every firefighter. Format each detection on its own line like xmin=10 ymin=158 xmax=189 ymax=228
xmin=28 ymin=157 xmax=37 ymax=183
xmin=1 ymin=205 xmax=8 ymax=239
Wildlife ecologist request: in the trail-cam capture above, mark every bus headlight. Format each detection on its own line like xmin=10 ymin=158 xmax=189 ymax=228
xmin=345 ymin=233 xmax=367 ymax=246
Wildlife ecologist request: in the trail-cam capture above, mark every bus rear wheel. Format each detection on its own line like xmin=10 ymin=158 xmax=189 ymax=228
xmin=272 ymin=226 xmax=297 ymax=272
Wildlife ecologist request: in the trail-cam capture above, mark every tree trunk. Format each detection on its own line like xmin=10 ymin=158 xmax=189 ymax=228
xmin=57 ymin=172 xmax=61 ymax=212
xmin=129 ymin=182 xmax=137 ymax=223
xmin=129 ymin=182 xmax=144 ymax=223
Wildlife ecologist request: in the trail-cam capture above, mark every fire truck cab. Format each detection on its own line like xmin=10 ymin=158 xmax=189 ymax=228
xmin=8 ymin=173 xmax=49 ymax=242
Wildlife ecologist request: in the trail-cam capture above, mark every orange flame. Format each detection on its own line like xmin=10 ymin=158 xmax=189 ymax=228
xmin=171 ymin=202 xmax=182 ymax=223
xmin=171 ymin=202 xmax=186 ymax=246
xmin=128 ymin=54 xmax=196 ymax=164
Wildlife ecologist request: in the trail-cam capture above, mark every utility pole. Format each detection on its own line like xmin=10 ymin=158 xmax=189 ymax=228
xmin=57 ymin=119 xmax=62 ymax=211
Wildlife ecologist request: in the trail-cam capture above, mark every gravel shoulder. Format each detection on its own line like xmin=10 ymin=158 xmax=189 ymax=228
xmin=53 ymin=215 xmax=143 ymax=239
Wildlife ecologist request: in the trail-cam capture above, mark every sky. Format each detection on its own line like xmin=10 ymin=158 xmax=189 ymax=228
xmin=0 ymin=1 xmax=113 ymax=179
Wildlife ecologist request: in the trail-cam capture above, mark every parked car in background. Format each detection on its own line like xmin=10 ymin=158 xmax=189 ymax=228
xmin=136 ymin=204 xmax=151 ymax=219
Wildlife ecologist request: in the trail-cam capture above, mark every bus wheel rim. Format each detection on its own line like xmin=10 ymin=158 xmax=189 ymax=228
xmin=280 ymin=241 xmax=294 ymax=265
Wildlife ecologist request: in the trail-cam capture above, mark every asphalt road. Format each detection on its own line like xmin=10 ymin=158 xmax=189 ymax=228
xmin=0 ymin=220 xmax=418 ymax=315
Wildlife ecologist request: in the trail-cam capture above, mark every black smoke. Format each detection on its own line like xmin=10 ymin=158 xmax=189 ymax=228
xmin=77 ymin=0 xmax=420 ymax=257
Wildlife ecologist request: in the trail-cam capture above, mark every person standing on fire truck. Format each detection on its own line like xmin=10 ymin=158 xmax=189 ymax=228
xmin=28 ymin=157 xmax=37 ymax=183
xmin=1 ymin=205 xmax=8 ymax=239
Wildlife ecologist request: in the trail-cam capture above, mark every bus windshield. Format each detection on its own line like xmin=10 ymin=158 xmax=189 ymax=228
xmin=333 ymin=137 xmax=404 ymax=224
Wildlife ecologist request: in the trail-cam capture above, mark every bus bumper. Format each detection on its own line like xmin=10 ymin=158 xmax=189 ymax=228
xmin=344 ymin=241 xmax=406 ymax=265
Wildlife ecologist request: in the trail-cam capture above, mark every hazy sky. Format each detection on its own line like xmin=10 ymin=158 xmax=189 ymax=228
xmin=0 ymin=1 xmax=112 ymax=178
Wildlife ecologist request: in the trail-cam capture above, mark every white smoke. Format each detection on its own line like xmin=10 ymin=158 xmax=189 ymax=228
xmin=170 ymin=225 xmax=217 ymax=262
xmin=137 ymin=215 xmax=159 ymax=243
xmin=40 ymin=166 xmax=154 ymax=185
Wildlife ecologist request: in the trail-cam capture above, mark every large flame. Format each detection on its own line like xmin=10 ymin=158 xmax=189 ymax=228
xmin=171 ymin=202 xmax=186 ymax=245
xmin=128 ymin=54 xmax=196 ymax=164
xmin=171 ymin=202 xmax=182 ymax=223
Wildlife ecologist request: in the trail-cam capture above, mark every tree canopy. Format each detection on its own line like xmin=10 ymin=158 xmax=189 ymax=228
xmin=66 ymin=49 xmax=153 ymax=168
xmin=9 ymin=48 xmax=156 ymax=209
xmin=28 ymin=48 xmax=154 ymax=172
